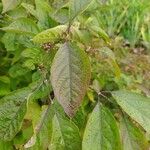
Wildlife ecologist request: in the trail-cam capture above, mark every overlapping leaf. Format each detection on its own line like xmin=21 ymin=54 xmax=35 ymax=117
xmin=51 ymin=42 xmax=91 ymax=117
xmin=82 ymin=102 xmax=121 ymax=150
xmin=1 ymin=18 xmax=39 ymax=35
xmin=112 ymin=90 xmax=150 ymax=133
xmin=69 ymin=0 xmax=93 ymax=21
xmin=120 ymin=116 xmax=149 ymax=150
xmin=49 ymin=104 xmax=81 ymax=150
xmin=25 ymin=105 xmax=54 ymax=150
xmin=0 ymin=88 xmax=31 ymax=141
xmin=2 ymin=0 xmax=22 ymax=13
xmin=33 ymin=25 xmax=67 ymax=44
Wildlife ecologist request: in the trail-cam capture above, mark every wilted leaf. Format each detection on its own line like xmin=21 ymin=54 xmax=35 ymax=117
xmin=82 ymin=102 xmax=121 ymax=150
xmin=120 ymin=116 xmax=149 ymax=150
xmin=69 ymin=0 xmax=93 ymax=21
xmin=112 ymin=90 xmax=150 ymax=133
xmin=33 ymin=25 xmax=67 ymax=44
xmin=51 ymin=42 xmax=91 ymax=117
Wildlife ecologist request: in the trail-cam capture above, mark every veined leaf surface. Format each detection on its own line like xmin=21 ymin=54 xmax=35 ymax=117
xmin=2 ymin=0 xmax=22 ymax=13
xmin=120 ymin=116 xmax=149 ymax=150
xmin=0 ymin=88 xmax=31 ymax=141
xmin=69 ymin=0 xmax=93 ymax=21
xmin=33 ymin=25 xmax=67 ymax=44
xmin=112 ymin=90 xmax=150 ymax=133
xmin=82 ymin=103 xmax=121 ymax=150
xmin=51 ymin=42 xmax=91 ymax=117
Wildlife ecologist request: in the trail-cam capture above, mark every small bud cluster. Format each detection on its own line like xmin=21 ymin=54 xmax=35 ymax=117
xmin=41 ymin=42 xmax=53 ymax=53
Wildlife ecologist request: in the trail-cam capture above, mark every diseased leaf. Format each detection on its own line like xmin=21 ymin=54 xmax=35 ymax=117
xmin=0 ymin=88 xmax=31 ymax=141
xmin=1 ymin=18 xmax=39 ymax=35
xmin=49 ymin=105 xmax=81 ymax=150
xmin=2 ymin=0 xmax=22 ymax=13
xmin=112 ymin=90 xmax=150 ymax=133
xmin=0 ymin=81 xmax=42 ymax=141
xmin=120 ymin=116 xmax=149 ymax=150
xmin=69 ymin=0 xmax=93 ymax=21
xmin=82 ymin=102 xmax=121 ymax=150
xmin=33 ymin=25 xmax=67 ymax=44
xmin=51 ymin=42 xmax=91 ymax=117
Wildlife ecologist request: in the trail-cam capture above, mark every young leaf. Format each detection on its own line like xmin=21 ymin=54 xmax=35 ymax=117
xmin=1 ymin=18 xmax=39 ymax=35
xmin=49 ymin=105 xmax=81 ymax=150
xmin=112 ymin=90 xmax=150 ymax=133
xmin=2 ymin=0 xmax=22 ymax=13
xmin=51 ymin=42 xmax=91 ymax=117
xmin=0 ymin=88 xmax=31 ymax=141
xmin=69 ymin=0 xmax=93 ymax=21
xmin=32 ymin=25 xmax=67 ymax=44
xmin=120 ymin=116 xmax=149 ymax=150
xmin=82 ymin=102 xmax=121 ymax=150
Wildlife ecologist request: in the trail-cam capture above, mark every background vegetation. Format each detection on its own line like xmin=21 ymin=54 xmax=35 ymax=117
xmin=0 ymin=0 xmax=150 ymax=149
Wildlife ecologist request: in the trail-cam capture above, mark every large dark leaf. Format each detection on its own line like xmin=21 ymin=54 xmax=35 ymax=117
xmin=51 ymin=42 xmax=91 ymax=117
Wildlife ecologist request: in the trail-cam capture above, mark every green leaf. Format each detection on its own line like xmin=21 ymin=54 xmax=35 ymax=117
xmin=69 ymin=0 xmax=93 ymax=21
xmin=51 ymin=42 xmax=91 ymax=117
xmin=112 ymin=90 xmax=150 ymax=133
xmin=82 ymin=102 xmax=121 ymax=150
xmin=52 ymin=8 xmax=69 ymax=24
xmin=32 ymin=25 xmax=67 ymax=44
xmin=21 ymin=3 xmax=37 ymax=18
xmin=0 ymin=140 xmax=13 ymax=150
xmin=120 ymin=116 xmax=149 ymax=150
xmin=49 ymin=106 xmax=81 ymax=150
xmin=35 ymin=0 xmax=52 ymax=29
xmin=99 ymin=47 xmax=121 ymax=77
xmin=0 ymin=88 xmax=31 ymax=141
xmin=89 ymin=26 xmax=109 ymax=42
xmin=9 ymin=64 xmax=29 ymax=78
xmin=25 ymin=105 xmax=54 ymax=150
xmin=2 ymin=33 xmax=17 ymax=51
xmin=25 ymin=100 xmax=41 ymax=129
xmin=1 ymin=18 xmax=39 ymax=35
xmin=0 ymin=76 xmax=10 ymax=96
xmin=2 ymin=0 xmax=22 ymax=13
